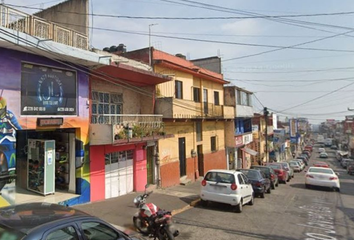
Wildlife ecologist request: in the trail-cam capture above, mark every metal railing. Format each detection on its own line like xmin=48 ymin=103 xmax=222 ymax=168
xmin=92 ymin=114 xmax=164 ymax=140
xmin=0 ymin=4 xmax=88 ymax=50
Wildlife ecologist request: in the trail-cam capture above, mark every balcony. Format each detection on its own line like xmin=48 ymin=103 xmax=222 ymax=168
xmin=90 ymin=114 xmax=171 ymax=145
xmin=0 ymin=4 xmax=88 ymax=50
xmin=235 ymin=104 xmax=253 ymax=118
xmin=155 ymin=97 xmax=235 ymax=119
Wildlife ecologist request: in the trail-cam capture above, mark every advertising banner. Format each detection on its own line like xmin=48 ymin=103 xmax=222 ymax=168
xmin=21 ymin=63 xmax=77 ymax=115
xmin=289 ymin=119 xmax=298 ymax=138
xmin=235 ymin=136 xmax=243 ymax=147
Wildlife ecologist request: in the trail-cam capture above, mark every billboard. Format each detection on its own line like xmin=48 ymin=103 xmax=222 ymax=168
xmin=289 ymin=119 xmax=298 ymax=138
xmin=21 ymin=63 xmax=77 ymax=115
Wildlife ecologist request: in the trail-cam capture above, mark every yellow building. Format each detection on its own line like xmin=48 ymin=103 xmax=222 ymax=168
xmin=121 ymin=48 xmax=233 ymax=187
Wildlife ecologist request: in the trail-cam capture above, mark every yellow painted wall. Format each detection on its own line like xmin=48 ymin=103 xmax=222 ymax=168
xmin=201 ymin=121 xmax=225 ymax=153
xmin=159 ymin=122 xmax=195 ymax=166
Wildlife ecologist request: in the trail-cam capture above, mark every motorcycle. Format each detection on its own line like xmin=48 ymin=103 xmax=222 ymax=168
xmin=133 ymin=186 xmax=179 ymax=240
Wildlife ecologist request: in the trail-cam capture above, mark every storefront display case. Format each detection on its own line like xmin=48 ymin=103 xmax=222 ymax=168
xmin=27 ymin=139 xmax=55 ymax=195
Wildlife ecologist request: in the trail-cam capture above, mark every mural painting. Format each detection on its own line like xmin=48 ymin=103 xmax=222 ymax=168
xmin=0 ymin=48 xmax=91 ymax=207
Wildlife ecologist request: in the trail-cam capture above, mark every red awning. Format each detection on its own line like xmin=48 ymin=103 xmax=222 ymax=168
xmin=93 ymin=64 xmax=171 ymax=87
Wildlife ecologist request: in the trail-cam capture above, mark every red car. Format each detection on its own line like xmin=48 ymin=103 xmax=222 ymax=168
xmin=305 ymin=145 xmax=313 ymax=152
xmin=266 ymin=163 xmax=289 ymax=184
xmin=313 ymin=161 xmax=329 ymax=168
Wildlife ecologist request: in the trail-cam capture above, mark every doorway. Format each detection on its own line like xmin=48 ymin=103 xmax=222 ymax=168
xmin=146 ymin=146 xmax=154 ymax=184
xmin=178 ymin=137 xmax=186 ymax=177
xmin=197 ymin=145 xmax=204 ymax=177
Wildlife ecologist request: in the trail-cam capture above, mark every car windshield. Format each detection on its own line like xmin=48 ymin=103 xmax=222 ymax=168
xmin=269 ymin=164 xmax=281 ymax=170
xmin=0 ymin=226 xmax=25 ymax=240
xmin=240 ymin=170 xmax=261 ymax=180
xmin=204 ymin=172 xmax=235 ymax=184
xmin=289 ymin=162 xmax=298 ymax=166
xmin=308 ymin=168 xmax=334 ymax=174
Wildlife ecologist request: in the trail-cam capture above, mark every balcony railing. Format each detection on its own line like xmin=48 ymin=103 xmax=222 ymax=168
xmin=90 ymin=114 xmax=168 ymax=145
xmin=155 ymin=97 xmax=235 ymax=119
xmin=0 ymin=4 xmax=88 ymax=50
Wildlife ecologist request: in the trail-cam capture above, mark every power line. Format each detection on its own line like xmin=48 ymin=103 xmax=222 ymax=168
xmin=6 ymin=3 xmax=354 ymax=20
xmin=276 ymin=81 xmax=354 ymax=112
xmin=223 ymin=30 xmax=354 ymax=62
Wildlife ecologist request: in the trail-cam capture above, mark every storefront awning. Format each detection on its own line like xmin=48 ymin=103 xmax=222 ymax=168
xmin=242 ymin=147 xmax=258 ymax=156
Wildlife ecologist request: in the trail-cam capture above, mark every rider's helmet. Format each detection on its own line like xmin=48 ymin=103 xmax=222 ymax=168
xmin=0 ymin=97 xmax=7 ymax=119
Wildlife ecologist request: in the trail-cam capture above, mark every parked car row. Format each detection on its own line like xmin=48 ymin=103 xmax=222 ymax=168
xmin=199 ymin=160 xmax=300 ymax=213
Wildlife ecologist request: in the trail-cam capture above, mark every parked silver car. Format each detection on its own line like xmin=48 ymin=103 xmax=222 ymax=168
xmin=279 ymin=162 xmax=294 ymax=180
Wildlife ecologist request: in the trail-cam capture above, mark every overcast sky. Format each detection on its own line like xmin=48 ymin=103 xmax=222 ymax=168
xmin=7 ymin=0 xmax=354 ymax=124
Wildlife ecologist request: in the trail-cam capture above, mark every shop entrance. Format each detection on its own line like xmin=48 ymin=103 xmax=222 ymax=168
xmin=16 ymin=129 xmax=76 ymax=195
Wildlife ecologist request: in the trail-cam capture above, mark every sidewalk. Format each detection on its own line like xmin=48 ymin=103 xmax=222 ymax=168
xmin=74 ymin=179 xmax=201 ymax=232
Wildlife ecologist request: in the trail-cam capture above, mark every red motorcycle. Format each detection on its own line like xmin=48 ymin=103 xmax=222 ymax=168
xmin=133 ymin=187 xmax=179 ymax=240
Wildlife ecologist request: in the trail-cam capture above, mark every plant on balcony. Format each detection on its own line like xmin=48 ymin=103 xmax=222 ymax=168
xmin=132 ymin=124 xmax=146 ymax=138
xmin=114 ymin=129 xmax=127 ymax=140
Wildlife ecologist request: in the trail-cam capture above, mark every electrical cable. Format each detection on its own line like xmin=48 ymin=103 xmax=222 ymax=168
xmin=7 ymin=3 xmax=354 ymax=20
xmin=0 ymin=29 xmax=209 ymax=114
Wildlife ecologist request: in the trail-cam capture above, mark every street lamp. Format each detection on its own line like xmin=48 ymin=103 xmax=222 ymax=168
xmin=149 ymin=23 xmax=158 ymax=66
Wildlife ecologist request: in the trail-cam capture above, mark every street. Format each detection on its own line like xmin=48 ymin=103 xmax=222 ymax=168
xmin=171 ymin=148 xmax=354 ymax=240
xmin=75 ymin=146 xmax=354 ymax=240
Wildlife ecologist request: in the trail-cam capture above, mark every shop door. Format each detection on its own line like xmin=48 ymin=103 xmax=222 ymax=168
xmin=179 ymin=138 xmax=186 ymax=177
xmin=197 ymin=145 xmax=204 ymax=177
xmin=146 ymin=146 xmax=154 ymax=184
xmin=105 ymin=150 xmax=134 ymax=199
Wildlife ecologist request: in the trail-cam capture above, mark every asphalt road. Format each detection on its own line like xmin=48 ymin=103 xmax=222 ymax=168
xmin=172 ymin=148 xmax=354 ymax=240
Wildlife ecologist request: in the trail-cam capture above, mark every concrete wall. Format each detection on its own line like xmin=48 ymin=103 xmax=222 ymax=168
xmin=203 ymin=149 xmax=227 ymax=173
xmin=35 ymin=0 xmax=89 ymax=35
xmin=91 ymin=78 xmax=153 ymax=114
xmin=192 ymin=57 xmax=222 ymax=74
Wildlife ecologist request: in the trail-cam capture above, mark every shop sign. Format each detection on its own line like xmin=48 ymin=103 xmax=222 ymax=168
xmin=235 ymin=136 xmax=243 ymax=147
xmin=37 ymin=117 xmax=64 ymax=127
xmin=243 ymin=133 xmax=253 ymax=145
xmin=252 ymin=125 xmax=259 ymax=132
xmin=289 ymin=119 xmax=298 ymax=137
xmin=21 ymin=63 xmax=77 ymax=116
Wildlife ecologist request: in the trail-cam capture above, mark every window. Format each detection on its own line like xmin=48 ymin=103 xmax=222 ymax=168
xmin=248 ymin=94 xmax=253 ymax=107
xmin=214 ymin=91 xmax=220 ymax=105
xmin=196 ymin=121 xmax=202 ymax=142
xmin=241 ymin=91 xmax=248 ymax=105
xmin=81 ymin=222 xmax=126 ymax=240
xmin=46 ymin=226 xmax=79 ymax=240
xmin=175 ymin=80 xmax=183 ymax=99
xmin=236 ymin=90 xmax=241 ymax=105
xmin=193 ymin=87 xmax=200 ymax=102
xmin=91 ymin=91 xmax=123 ymax=124
xmin=237 ymin=174 xmax=244 ymax=184
xmin=211 ymin=136 xmax=216 ymax=152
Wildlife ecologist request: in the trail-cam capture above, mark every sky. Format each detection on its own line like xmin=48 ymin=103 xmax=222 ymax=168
xmin=6 ymin=0 xmax=354 ymax=124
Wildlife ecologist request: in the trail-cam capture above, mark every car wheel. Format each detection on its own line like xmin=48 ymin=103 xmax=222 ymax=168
xmin=283 ymin=179 xmax=287 ymax=184
xmin=200 ymin=199 xmax=208 ymax=207
xmin=267 ymin=186 xmax=271 ymax=194
xmin=234 ymin=199 xmax=243 ymax=213
xmin=248 ymin=194 xmax=254 ymax=206
xmin=335 ymin=187 xmax=340 ymax=192
xmin=260 ymin=191 xmax=265 ymax=198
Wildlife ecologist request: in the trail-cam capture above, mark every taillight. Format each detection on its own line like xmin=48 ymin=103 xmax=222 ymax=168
xmin=306 ymin=175 xmax=314 ymax=178
xmin=270 ymin=174 xmax=275 ymax=180
xmin=329 ymin=177 xmax=338 ymax=180
xmin=231 ymin=183 xmax=237 ymax=190
xmin=201 ymin=180 xmax=206 ymax=186
xmin=255 ymin=182 xmax=262 ymax=187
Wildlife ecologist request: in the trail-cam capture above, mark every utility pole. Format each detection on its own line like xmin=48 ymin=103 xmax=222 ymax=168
xmin=148 ymin=23 xmax=158 ymax=66
xmin=264 ymin=107 xmax=269 ymax=164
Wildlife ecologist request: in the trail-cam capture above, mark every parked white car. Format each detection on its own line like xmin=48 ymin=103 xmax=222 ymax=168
xmin=288 ymin=160 xmax=302 ymax=172
xmin=305 ymin=167 xmax=340 ymax=192
xmin=318 ymin=148 xmax=325 ymax=153
xmin=319 ymin=152 xmax=328 ymax=158
xmin=200 ymin=169 xmax=254 ymax=213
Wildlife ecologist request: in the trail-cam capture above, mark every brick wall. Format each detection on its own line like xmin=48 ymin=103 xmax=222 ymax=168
xmin=186 ymin=157 xmax=197 ymax=181
xmin=203 ymin=149 xmax=226 ymax=173
xmin=160 ymin=161 xmax=180 ymax=188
